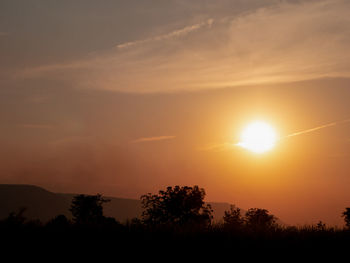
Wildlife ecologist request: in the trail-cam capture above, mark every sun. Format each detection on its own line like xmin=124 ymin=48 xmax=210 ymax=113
xmin=237 ymin=121 xmax=277 ymax=154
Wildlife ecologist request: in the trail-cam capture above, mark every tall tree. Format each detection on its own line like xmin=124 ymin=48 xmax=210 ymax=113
xmin=70 ymin=194 xmax=110 ymax=225
xmin=223 ymin=205 xmax=244 ymax=229
xmin=141 ymin=186 xmax=213 ymax=226
xmin=245 ymin=208 xmax=277 ymax=230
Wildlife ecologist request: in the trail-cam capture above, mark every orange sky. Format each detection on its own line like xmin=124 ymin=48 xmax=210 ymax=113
xmin=1 ymin=0 xmax=350 ymax=226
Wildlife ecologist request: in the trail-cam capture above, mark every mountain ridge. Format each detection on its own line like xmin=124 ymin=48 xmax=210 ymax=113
xmin=0 ymin=184 xmax=233 ymax=223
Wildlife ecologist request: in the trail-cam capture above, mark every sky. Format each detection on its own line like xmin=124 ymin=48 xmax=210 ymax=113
xmin=1 ymin=0 xmax=350 ymax=226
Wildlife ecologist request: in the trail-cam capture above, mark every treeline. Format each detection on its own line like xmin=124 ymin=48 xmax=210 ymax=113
xmin=2 ymin=185 xmax=350 ymax=254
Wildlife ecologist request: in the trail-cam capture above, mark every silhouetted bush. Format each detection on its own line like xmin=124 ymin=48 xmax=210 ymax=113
xmin=342 ymin=208 xmax=350 ymax=228
xmin=316 ymin=220 xmax=327 ymax=231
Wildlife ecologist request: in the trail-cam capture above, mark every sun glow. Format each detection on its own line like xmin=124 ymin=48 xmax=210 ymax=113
xmin=237 ymin=121 xmax=277 ymax=154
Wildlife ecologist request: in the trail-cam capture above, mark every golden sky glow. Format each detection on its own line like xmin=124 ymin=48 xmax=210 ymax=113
xmin=1 ymin=0 xmax=350 ymax=227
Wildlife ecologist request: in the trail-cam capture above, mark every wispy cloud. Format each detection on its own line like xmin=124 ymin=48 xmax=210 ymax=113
xmin=116 ymin=19 xmax=214 ymax=49
xmin=16 ymin=0 xmax=350 ymax=93
xmin=18 ymin=19 xmax=215 ymax=78
xmin=131 ymin=136 xmax=176 ymax=143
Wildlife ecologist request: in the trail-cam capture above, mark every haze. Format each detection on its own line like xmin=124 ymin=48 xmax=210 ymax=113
xmin=1 ymin=0 xmax=350 ymax=226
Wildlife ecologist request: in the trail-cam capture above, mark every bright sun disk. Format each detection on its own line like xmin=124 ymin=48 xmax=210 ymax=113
xmin=237 ymin=121 xmax=277 ymax=154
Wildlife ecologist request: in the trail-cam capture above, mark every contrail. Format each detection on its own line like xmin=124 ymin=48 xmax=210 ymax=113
xmin=201 ymin=118 xmax=350 ymax=152
xmin=131 ymin=136 xmax=176 ymax=143
xmin=285 ymin=118 xmax=350 ymax=138
xmin=116 ymin=19 xmax=214 ymax=49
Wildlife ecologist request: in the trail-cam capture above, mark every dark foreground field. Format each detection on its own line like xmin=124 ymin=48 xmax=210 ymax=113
xmin=2 ymin=185 xmax=350 ymax=259
xmin=2 ymin=221 xmax=350 ymax=260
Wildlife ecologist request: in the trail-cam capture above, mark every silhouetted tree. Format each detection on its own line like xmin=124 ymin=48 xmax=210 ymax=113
xmin=245 ymin=208 xmax=277 ymax=230
xmin=223 ymin=205 xmax=244 ymax=229
xmin=70 ymin=194 xmax=110 ymax=225
xmin=342 ymin=208 xmax=350 ymax=228
xmin=141 ymin=185 xmax=213 ymax=226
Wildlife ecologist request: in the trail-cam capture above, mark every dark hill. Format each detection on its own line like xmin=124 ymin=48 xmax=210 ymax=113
xmin=0 ymin=184 xmax=233 ymax=223
xmin=0 ymin=184 xmax=70 ymax=222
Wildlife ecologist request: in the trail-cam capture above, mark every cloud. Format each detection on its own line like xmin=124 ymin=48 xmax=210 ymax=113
xmin=0 ymin=32 xmax=8 ymax=37
xmin=16 ymin=0 xmax=350 ymax=93
xmin=17 ymin=19 xmax=215 ymax=78
xmin=116 ymin=19 xmax=214 ymax=49
xmin=131 ymin=136 xmax=176 ymax=143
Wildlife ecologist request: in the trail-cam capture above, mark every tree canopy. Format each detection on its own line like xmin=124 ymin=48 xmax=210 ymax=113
xmin=245 ymin=208 xmax=277 ymax=230
xmin=141 ymin=185 xmax=213 ymax=226
xmin=223 ymin=205 xmax=244 ymax=228
xmin=70 ymin=194 xmax=110 ymax=225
